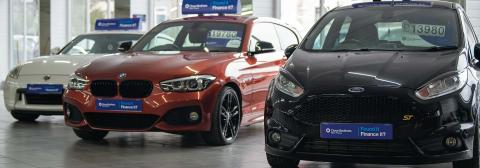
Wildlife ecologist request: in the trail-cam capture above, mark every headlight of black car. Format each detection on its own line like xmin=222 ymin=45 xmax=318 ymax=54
xmin=160 ymin=75 xmax=216 ymax=92
xmin=8 ymin=66 xmax=22 ymax=79
xmin=67 ymin=74 xmax=89 ymax=90
xmin=415 ymin=70 xmax=467 ymax=100
xmin=275 ymin=74 xmax=304 ymax=97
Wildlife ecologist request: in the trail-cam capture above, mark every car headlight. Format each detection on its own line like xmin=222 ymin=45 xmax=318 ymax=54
xmin=67 ymin=74 xmax=89 ymax=90
xmin=415 ymin=71 xmax=467 ymax=100
xmin=8 ymin=66 xmax=22 ymax=79
xmin=160 ymin=75 xmax=216 ymax=92
xmin=275 ymin=74 xmax=304 ymax=97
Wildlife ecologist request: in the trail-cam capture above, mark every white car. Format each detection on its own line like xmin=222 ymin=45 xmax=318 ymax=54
xmin=3 ymin=32 xmax=143 ymax=122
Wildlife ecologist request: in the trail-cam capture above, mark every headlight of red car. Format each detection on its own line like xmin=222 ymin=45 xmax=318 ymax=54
xmin=160 ymin=75 xmax=216 ymax=92
xmin=67 ymin=74 xmax=89 ymax=90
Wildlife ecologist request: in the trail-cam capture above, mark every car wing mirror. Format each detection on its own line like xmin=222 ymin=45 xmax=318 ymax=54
xmin=50 ymin=47 xmax=61 ymax=55
xmin=284 ymin=44 xmax=298 ymax=59
xmin=118 ymin=41 xmax=133 ymax=52
xmin=248 ymin=41 xmax=275 ymax=56
xmin=475 ymin=43 xmax=480 ymax=60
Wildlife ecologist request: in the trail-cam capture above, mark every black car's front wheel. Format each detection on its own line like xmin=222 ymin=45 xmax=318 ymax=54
xmin=202 ymin=86 xmax=241 ymax=146
xmin=453 ymin=125 xmax=479 ymax=168
xmin=267 ymin=153 xmax=299 ymax=168
xmin=73 ymin=128 xmax=109 ymax=141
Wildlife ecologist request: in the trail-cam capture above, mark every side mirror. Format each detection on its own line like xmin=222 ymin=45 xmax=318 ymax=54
xmin=118 ymin=41 xmax=133 ymax=52
xmin=284 ymin=44 xmax=298 ymax=59
xmin=50 ymin=47 xmax=61 ymax=55
xmin=475 ymin=43 xmax=480 ymax=60
xmin=249 ymin=41 xmax=275 ymax=56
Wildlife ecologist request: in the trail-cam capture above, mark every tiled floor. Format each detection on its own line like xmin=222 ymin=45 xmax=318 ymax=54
xmin=0 ymin=92 xmax=452 ymax=168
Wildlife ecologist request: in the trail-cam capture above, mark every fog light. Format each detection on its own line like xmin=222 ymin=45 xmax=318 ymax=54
xmin=444 ymin=136 xmax=458 ymax=148
xmin=270 ymin=132 xmax=281 ymax=143
xmin=189 ymin=112 xmax=199 ymax=121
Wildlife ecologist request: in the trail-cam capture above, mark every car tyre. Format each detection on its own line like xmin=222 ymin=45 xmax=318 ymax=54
xmin=267 ymin=153 xmax=299 ymax=168
xmin=453 ymin=124 xmax=479 ymax=168
xmin=202 ymin=86 xmax=241 ymax=146
xmin=73 ymin=129 xmax=109 ymax=141
xmin=11 ymin=111 xmax=39 ymax=122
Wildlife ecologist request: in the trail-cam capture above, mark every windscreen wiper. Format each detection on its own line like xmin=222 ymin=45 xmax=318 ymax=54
xmin=422 ymin=46 xmax=459 ymax=51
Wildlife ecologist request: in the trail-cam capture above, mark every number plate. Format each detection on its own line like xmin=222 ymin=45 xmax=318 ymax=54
xmin=96 ymin=99 xmax=143 ymax=112
xmin=320 ymin=123 xmax=393 ymax=140
xmin=26 ymin=84 xmax=63 ymax=94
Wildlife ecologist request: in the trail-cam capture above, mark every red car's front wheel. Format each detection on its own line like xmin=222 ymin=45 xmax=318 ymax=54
xmin=202 ymin=86 xmax=241 ymax=146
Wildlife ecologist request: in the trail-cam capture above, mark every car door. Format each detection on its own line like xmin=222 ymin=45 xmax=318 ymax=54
xmin=247 ymin=22 xmax=299 ymax=123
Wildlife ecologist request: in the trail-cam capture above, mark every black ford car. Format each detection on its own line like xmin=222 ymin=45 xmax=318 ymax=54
xmin=265 ymin=1 xmax=480 ymax=168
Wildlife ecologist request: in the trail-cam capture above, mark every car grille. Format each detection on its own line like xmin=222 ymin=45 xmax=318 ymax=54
xmin=84 ymin=113 xmax=159 ymax=130
xmin=90 ymin=80 xmax=153 ymax=99
xmin=298 ymin=138 xmax=415 ymax=156
xmin=119 ymin=80 xmax=153 ymax=98
xmin=90 ymin=80 xmax=117 ymax=97
xmin=292 ymin=95 xmax=408 ymax=125
xmin=25 ymin=93 xmax=63 ymax=105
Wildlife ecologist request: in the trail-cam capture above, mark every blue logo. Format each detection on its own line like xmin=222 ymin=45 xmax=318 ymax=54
xmin=321 ymin=123 xmax=393 ymax=140
xmin=95 ymin=18 xmax=140 ymax=31
xmin=96 ymin=99 xmax=143 ymax=112
xmin=27 ymin=84 xmax=63 ymax=94
xmin=182 ymin=0 xmax=241 ymax=14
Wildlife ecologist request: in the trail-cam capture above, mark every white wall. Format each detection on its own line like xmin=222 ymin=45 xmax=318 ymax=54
xmin=50 ymin=0 xmax=68 ymax=49
xmin=467 ymin=0 xmax=480 ymax=37
xmin=0 ymin=0 xmax=9 ymax=84
xmin=130 ymin=0 xmax=150 ymax=31
xmin=253 ymin=0 xmax=275 ymax=17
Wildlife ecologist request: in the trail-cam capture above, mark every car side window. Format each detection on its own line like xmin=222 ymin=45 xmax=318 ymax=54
xmin=274 ymin=25 xmax=299 ymax=49
xmin=143 ymin=26 xmax=183 ymax=50
xmin=249 ymin=23 xmax=281 ymax=52
xmin=65 ymin=38 xmax=95 ymax=55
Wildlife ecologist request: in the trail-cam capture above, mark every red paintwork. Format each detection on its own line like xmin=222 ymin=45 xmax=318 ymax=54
xmin=63 ymin=16 xmax=289 ymax=133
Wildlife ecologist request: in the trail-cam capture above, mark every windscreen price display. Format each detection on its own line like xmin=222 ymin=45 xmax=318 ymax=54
xmin=403 ymin=22 xmax=446 ymax=37
xmin=209 ymin=30 xmax=239 ymax=39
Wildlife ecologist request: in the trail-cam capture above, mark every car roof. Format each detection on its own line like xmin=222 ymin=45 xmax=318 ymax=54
xmin=336 ymin=1 xmax=458 ymax=11
xmin=80 ymin=31 xmax=144 ymax=36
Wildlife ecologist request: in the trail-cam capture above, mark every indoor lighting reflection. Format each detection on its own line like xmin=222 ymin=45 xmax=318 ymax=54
xmin=186 ymin=66 xmax=199 ymax=74
xmin=347 ymin=72 xmax=401 ymax=86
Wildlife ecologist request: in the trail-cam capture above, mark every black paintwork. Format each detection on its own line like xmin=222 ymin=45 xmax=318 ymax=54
xmin=265 ymin=1 xmax=480 ymax=165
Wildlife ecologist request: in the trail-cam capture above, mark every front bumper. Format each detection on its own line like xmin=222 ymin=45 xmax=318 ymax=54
xmin=63 ymin=81 xmax=222 ymax=133
xmin=264 ymin=84 xmax=477 ymax=164
xmin=266 ymin=144 xmax=472 ymax=165
xmin=3 ymin=75 xmax=67 ymax=114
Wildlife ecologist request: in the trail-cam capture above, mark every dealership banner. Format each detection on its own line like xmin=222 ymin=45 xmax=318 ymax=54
xmin=182 ymin=0 xmax=241 ymax=14
xmin=95 ymin=18 xmax=141 ymax=31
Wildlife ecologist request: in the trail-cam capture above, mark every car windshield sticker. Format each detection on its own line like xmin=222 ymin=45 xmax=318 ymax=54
xmin=206 ymin=29 xmax=243 ymax=48
xmin=401 ymin=20 xmax=454 ymax=47
xmin=403 ymin=22 xmax=446 ymax=37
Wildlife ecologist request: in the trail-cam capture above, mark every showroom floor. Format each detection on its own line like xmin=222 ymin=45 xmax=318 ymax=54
xmin=0 ymin=92 xmax=452 ymax=168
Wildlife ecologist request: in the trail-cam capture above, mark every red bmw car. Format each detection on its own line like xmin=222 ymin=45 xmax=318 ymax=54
xmin=63 ymin=16 xmax=301 ymax=145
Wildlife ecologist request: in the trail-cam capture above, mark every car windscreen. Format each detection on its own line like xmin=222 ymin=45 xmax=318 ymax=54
xmin=303 ymin=7 xmax=461 ymax=52
xmin=131 ymin=21 xmax=245 ymax=53
xmin=59 ymin=34 xmax=142 ymax=55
